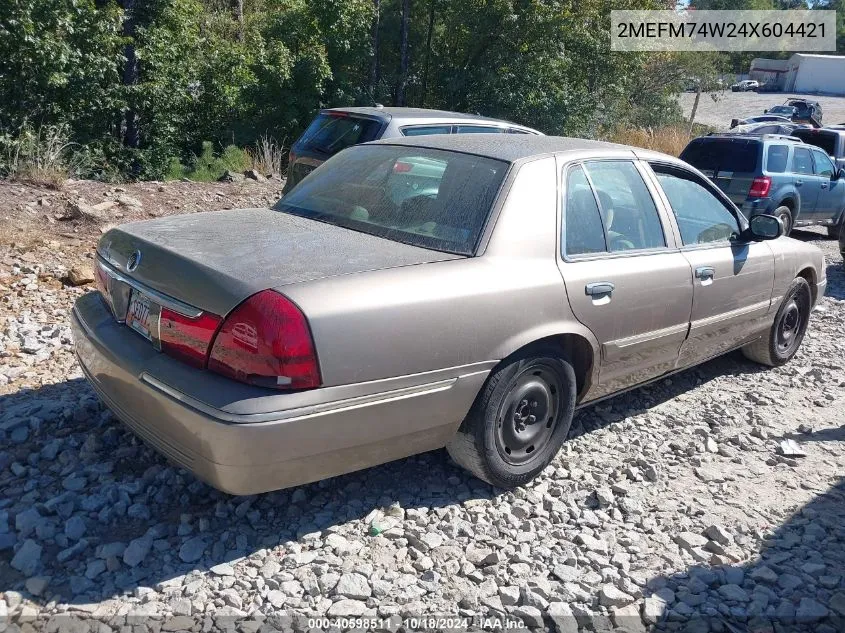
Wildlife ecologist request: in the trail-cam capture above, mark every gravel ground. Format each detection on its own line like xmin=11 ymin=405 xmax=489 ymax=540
xmin=0 ymin=182 xmax=844 ymax=632
xmin=677 ymin=91 xmax=845 ymax=130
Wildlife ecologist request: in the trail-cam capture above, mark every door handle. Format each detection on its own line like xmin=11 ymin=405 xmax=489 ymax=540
xmin=695 ymin=266 xmax=715 ymax=280
xmin=795 ymin=180 xmax=803 ymax=186
xmin=585 ymin=281 xmax=615 ymax=296
xmin=822 ymin=183 xmax=829 ymax=189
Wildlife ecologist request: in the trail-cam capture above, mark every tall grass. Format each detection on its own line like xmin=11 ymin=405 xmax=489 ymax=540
xmin=0 ymin=123 xmax=82 ymax=188
xmin=248 ymin=134 xmax=286 ymax=177
xmin=603 ymin=125 xmax=694 ymax=157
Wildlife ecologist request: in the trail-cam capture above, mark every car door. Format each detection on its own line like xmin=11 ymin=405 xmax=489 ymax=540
xmin=791 ymin=146 xmax=822 ymax=223
xmin=646 ymin=163 xmax=775 ymax=368
xmin=810 ymin=148 xmax=844 ymax=224
xmin=557 ymin=159 xmax=693 ymax=397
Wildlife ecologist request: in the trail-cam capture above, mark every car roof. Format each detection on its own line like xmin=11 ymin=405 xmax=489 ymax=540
xmin=323 ymin=106 xmax=535 ymax=127
xmin=699 ymin=133 xmax=802 ymax=143
xmin=365 ymin=133 xmax=661 ymax=163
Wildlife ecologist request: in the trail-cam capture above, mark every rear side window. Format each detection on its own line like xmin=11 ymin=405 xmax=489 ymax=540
xmin=297 ymin=114 xmax=382 ymax=156
xmin=766 ymin=145 xmax=789 ymax=173
xmin=582 ymin=161 xmax=665 ymax=251
xmin=680 ymin=139 xmax=759 ymax=175
xmin=792 ymin=147 xmax=813 ymax=174
xmin=564 ymin=166 xmax=606 ymax=256
xmin=402 ymin=125 xmax=452 ymax=137
xmin=454 ymin=125 xmax=505 ymax=134
xmin=653 ymin=167 xmax=740 ymax=245
xmin=793 ymin=130 xmax=838 ymax=156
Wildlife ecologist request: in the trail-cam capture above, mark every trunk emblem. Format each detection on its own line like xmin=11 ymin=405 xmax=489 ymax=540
xmin=126 ymin=250 xmax=142 ymax=272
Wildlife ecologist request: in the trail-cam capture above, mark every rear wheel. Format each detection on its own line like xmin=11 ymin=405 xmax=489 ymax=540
xmin=742 ymin=277 xmax=811 ymax=367
xmin=446 ymin=348 xmax=576 ymax=489
xmin=774 ymin=206 xmax=793 ymax=236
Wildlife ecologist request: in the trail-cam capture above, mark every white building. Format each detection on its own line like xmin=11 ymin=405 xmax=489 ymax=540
xmin=749 ymin=54 xmax=845 ymax=95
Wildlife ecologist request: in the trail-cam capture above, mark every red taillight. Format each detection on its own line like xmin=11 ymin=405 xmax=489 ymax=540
xmin=393 ymin=161 xmax=413 ymax=173
xmin=159 ymin=308 xmax=222 ymax=369
xmin=749 ymin=176 xmax=772 ymax=198
xmin=207 ymin=290 xmax=321 ymax=390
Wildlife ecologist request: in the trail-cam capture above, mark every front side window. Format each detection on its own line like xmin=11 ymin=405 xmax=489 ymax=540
xmin=582 ymin=161 xmax=665 ymax=251
xmin=564 ymin=165 xmax=606 ymax=256
xmin=402 ymin=125 xmax=452 ymax=137
xmin=275 ymin=145 xmax=507 ymax=255
xmin=653 ymin=167 xmax=741 ymax=245
xmin=792 ymin=147 xmax=814 ymax=175
xmin=812 ymin=149 xmax=835 ymax=178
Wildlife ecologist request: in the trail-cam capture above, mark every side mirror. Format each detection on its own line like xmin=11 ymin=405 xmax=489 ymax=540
xmin=746 ymin=214 xmax=784 ymax=241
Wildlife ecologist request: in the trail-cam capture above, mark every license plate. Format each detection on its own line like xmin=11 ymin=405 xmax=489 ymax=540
xmin=126 ymin=291 xmax=158 ymax=342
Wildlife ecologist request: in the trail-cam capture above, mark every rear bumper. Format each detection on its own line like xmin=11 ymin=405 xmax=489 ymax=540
xmin=72 ymin=292 xmax=488 ymax=495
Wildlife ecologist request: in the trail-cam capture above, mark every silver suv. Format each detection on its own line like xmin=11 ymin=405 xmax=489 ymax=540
xmin=283 ymin=106 xmax=541 ymax=192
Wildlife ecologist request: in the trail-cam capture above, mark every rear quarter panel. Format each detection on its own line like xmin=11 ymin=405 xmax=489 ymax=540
xmin=767 ymin=237 xmax=826 ymax=306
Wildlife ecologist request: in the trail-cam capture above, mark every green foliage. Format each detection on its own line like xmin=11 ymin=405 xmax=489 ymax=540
xmin=0 ymin=0 xmax=742 ymax=182
xmin=166 ymin=141 xmax=251 ymax=181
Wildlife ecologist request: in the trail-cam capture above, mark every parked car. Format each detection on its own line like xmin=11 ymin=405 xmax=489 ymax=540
xmin=73 ymin=135 xmax=826 ymax=494
xmin=730 ymin=115 xmax=793 ymax=128
xmin=731 ymin=80 xmax=759 ymax=92
xmin=764 ymin=105 xmax=798 ymax=118
xmin=680 ymin=133 xmax=845 ymax=236
xmin=792 ymin=128 xmax=845 ymax=170
xmin=283 ymin=106 xmax=541 ymax=192
xmin=724 ymin=122 xmax=807 ymax=137
xmin=784 ymin=98 xmax=823 ymax=127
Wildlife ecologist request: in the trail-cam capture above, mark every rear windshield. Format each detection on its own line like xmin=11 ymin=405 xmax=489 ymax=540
xmin=681 ymin=139 xmax=759 ymax=174
xmin=296 ymin=113 xmax=382 ymax=157
xmin=793 ymin=130 xmax=838 ymax=156
xmin=274 ymin=145 xmax=508 ymax=255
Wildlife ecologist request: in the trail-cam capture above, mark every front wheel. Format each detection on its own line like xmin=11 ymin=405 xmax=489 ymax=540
xmin=742 ymin=277 xmax=812 ymax=367
xmin=447 ymin=348 xmax=576 ymax=489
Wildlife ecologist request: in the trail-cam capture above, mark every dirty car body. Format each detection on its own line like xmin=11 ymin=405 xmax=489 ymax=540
xmin=72 ymin=135 xmax=827 ymax=494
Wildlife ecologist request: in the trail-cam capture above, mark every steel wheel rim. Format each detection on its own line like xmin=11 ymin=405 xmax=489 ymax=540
xmin=495 ymin=363 xmax=562 ymax=465
xmin=776 ymin=297 xmax=804 ymax=354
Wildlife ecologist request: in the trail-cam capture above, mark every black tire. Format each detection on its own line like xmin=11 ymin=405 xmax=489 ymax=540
xmin=446 ymin=347 xmax=576 ymax=488
xmin=742 ymin=277 xmax=812 ymax=367
xmin=774 ymin=206 xmax=793 ymax=236
xmin=827 ymin=223 xmax=841 ymax=240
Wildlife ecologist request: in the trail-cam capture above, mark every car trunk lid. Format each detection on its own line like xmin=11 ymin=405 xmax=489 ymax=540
xmin=98 ymin=207 xmax=462 ymax=318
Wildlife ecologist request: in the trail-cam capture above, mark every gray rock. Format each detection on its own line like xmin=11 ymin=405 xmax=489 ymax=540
xmin=178 ymin=536 xmax=206 ymax=563
xmin=704 ymin=524 xmax=732 ymax=546
xmin=25 ymin=576 xmax=50 ymax=596
xmin=123 ymin=537 xmax=152 ymax=567
xmin=599 ymin=584 xmax=635 ymax=608
xmin=499 ymin=586 xmax=520 ymax=606
xmin=512 ymin=605 xmax=544 ymax=628
xmin=15 ymin=507 xmax=42 ymax=537
xmin=326 ymin=599 xmax=367 ymax=616
xmin=796 ymin=597 xmax=828 ymax=619
xmin=548 ymin=602 xmax=579 ymax=633
xmin=64 ymin=516 xmax=86 ymax=541
xmin=335 ymin=572 xmax=371 ymax=600
xmin=11 ymin=539 xmax=42 ymax=576
xmin=750 ymin=566 xmax=778 ymax=583
xmin=717 ymin=584 xmax=749 ymax=602
xmin=675 ymin=532 xmax=708 ymax=550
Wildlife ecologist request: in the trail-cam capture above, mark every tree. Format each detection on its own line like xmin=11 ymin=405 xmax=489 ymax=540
xmin=396 ymin=0 xmax=411 ymax=105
